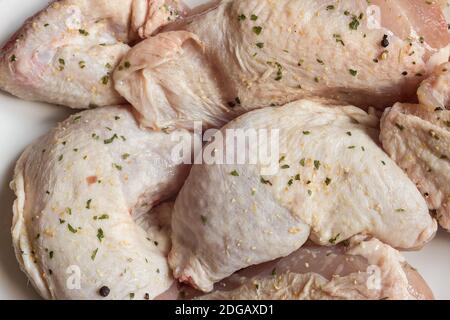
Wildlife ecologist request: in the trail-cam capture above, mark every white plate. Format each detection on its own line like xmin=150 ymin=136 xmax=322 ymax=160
xmin=0 ymin=0 xmax=449 ymax=300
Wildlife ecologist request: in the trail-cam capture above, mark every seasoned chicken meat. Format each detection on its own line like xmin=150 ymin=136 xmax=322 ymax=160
xmin=417 ymin=62 xmax=450 ymax=110
xmin=198 ymin=237 xmax=433 ymax=300
xmin=0 ymin=0 xmax=186 ymax=108
xmin=4 ymin=0 xmax=448 ymax=301
xmin=381 ymin=64 xmax=450 ymax=231
xmin=169 ymin=99 xmax=436 ymax=292
xmin=160 ymin=237 xmax=433 ymax=300
xmin=114 ymin=0 xmax=450 ymax=130
xmin=11 ymin=106 xmax=192 ymax=299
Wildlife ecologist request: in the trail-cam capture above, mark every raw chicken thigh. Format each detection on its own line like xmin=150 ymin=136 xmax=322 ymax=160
xmin=11 ymin=106 xmax=193 ymax=299
xmin=114 ymin=0 xmax=450 ymax=130
xmin=169 ymin=99 xmax=436 ymax=292
xmin=0 ymin=0 xmax=185 ymax=108
xmin=381 ymin=64 xmax=450 ymax=231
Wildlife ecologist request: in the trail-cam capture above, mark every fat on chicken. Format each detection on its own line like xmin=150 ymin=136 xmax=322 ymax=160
xmin=11 ymin=106 xmax=193 ymax=299
xmin=381 ymin=63 xmax=450 ymax=231
xmin=169 ymin=99 xmax=437 ymax=292
xmin=0 ymin=0 xmax=186 ymax=108
xmin=114 ymin=0 xmax=450 ymax=130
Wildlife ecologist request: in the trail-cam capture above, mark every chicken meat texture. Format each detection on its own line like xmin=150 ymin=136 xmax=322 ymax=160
xmin=381 ymin=63 xmax=450 ymax=231
xmin=0 ymin=0 xmax=185 ymax=108
xmin=114 ymin=0 xmax=450 ymax=130
xmin=160 ymin=236 xmax=433 ymax=300
xmin=418 ymin=62 xmax=450 ymax=111
xmin=11 ymin=106 xmax=193 ymax=299
xmin=169 ymin=99 xmax=436 ymax=292
xmin=198 ymin=237 xmax=433 ymax=300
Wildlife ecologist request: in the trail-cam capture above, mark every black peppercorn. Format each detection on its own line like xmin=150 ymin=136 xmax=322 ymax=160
xmin=227 ymin=101 xmax=236 ymax=108
xmin=402 ymin=71 xmax=408 ymax=76
xmin=99 ymin=286 xmax=110 ymax=297
xmin=381 ymin=35 xmax=389 ymax=48
xmin=144 ymin=293 xmax=150 ymax=300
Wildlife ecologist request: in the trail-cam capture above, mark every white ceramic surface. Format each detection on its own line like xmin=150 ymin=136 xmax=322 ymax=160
xmin=0 ymin=0 xmax=448 ymax=300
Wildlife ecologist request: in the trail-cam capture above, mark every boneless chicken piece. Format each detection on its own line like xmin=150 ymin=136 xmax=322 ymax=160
xmin=169 ymin=99 xmax=436 ymax=292
xmin=381 ymin=65 xmax=450 ymax=231
xmin=199 ymin=237 xmax=433 ymax=300
xmin=11 ymin=106 xmax=192 ymax=299
xmin=114 ymin=0 xmax=450 ymax=130
xmin=161 ymin=237 xmax=433 ymax=300
xmin=0 ymin=0 xmax=186 ymax=108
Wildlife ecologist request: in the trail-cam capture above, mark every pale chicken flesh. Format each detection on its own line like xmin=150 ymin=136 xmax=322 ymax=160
xmin=417 ymin=62 xmax=450 ymax=110
xmin=198 ymin=237 xmax=433 ymax=300
xmin=0 ymin=0 xmax=185 ymax=108
xmin=169 ymin=99 xmax=436 ymax=292
xmin=11 ymin=106 xmax=192 ymax=299
xmin=381 ymin=64 xmax=450 ymax=231
xmin=114 ymin=0 xmax=450 ymax=130
xmin=159 ymin=237 xmax=433 ymax=300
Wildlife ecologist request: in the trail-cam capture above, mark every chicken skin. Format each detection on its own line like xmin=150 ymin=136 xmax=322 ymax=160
xmin=169 ymin=99 xmax=436 ymax=292
xmin=11 ymin=106 xmax=192 ymax=299
xmin=114 ymin=0 xmax=450 ymax=130
xmin=0 ymin=0 xmax=186 ymax=108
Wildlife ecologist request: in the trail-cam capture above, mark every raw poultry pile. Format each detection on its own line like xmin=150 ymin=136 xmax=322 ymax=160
xmin=0 ymin=0 xmax=449 ymax=300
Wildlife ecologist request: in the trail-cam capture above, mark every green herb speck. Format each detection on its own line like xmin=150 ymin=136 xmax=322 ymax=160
xmin=97 ymin=228 xmax=104 ymax=242
xmin=79 ymin=29 xmax=89 ymax=36
xmin=260 ymin=176 xmax=272 ymax=185
xmin=238 ymin=14 xmax=246 ymax=21
xmin=349 ymin=17 xmax=360 ymax=30
xmin=104 ymin=134 xmax=118 ymax=144
xmin=68 ymin=224 xmax=77 ymax=233
xmin=329 ymin=233 xmax=340 ymax=244
xmin=314 ymin=160 xmax=321 ymax=170
xmin=91 ymin=248 xmax=98 ymax=261
xmin=252 ymin=26 xmax=262 ymax=35
xmin=101 ymin=75 xmax=109 ymax=85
